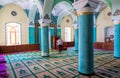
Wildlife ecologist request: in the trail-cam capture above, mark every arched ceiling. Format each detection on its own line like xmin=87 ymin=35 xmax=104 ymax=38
xmin=51 ymin=0 xmax=112 ymax=27
xmin=29 ymin=5 xmax=38 ymax=24
xmin=43 ymin=0 xmax=54 ymax=17
xmin=0 ymin=0 xmax=112 ymax=10
xmin=53 ymin=0 xmax=72 ymax=7
xmin=0 ymin=0 xmax=35 ymax=9
xmin=105 ymin=0 xmax=112 ymax=9
xmin=0 ymin=0 xmax=114 ymax=25
xmin=51 ymin=1 xmax=77 ymax=27
xmin=52 ymin=1 xmax=73 ymax=17
xmin=57 ymin=10 xmax=77 ymax=27
xmin=112 ymin=0 xmax=120 ymax=12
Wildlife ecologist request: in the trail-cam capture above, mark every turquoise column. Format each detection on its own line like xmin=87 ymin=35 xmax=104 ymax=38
xmin=49 ymin=28 xmax=54 ymax=48
xmin=114 ymin=24 xmax=120 ymax=58
xmin=41 ymin=24 xmax=49 ymax=56
xmin=38 ymin=27 xmax=41 ymax=50
xmin=78 ymin=13 xmax=94 ymax=75
xmin=74 ymin=28 xmax=78 ymax=50
xmin=57 ymin=28 xmax=61 ymax=37
xmin=93 ymin=13 xmax=99 ymax=42
xmin=94 ymin=26 xmax=96 ymax=42
xmin=29 ymin=26 xmax=35 ymax=44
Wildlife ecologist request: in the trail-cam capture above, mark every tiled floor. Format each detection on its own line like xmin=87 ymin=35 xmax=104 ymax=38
xmin=4 ymin=50 xmax=120 ymax=78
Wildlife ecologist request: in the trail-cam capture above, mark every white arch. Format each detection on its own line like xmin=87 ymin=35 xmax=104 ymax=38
xmin=34 ymin=0 xmax=44 ymax=24
xmin=29 ymin=4 xmax=38 ymax=25
xmin=52 ymin=1 xmax=73 ymax=16
xmin=52 ymin=1 xmax=77 ymax=28
xmin=57 ymin=10 xmax=77 ymax=27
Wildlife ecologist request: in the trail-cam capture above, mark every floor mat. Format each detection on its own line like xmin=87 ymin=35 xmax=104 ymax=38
xmin=3 ymin=50 xmax=120 ymax=78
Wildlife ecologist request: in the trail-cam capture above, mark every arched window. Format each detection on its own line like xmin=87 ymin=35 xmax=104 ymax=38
xmin=6 ymin=23 xmax=21 ymax=45
xmin=65 ymin=27 xmax=72 ymax=42
xmin=10 ymin=27 xmax=16 ymax=45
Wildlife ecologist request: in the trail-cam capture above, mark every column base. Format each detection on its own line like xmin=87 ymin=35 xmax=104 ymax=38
xmin=78 ymin=72 xmax=95 ymax=76
xmin=114 ymin=56 xmax=120 ymax=59
xmin=41 ymin=52 xmax=49 ymax=57
xmin=73 ymin=47 xmax=78 ymax=51
xmin=42 ymin=56 xmax=49 ymax=57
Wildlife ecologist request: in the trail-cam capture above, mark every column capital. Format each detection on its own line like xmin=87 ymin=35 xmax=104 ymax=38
xmin=74 ymin=25 xmax=78 ymax=29
xmin=38 ymin=19 xmax=51 ymax=27
xmin=77 ymin=7 xmax=94 ymax=16
xmin=73 ymin=21 xmax=78 ymax=29
xmin=112 ymin=9 xmax=120 ymax=25
xmin=75 ymin=27 xmax=78 ymax=30
xmin=42 ymin=23 xmax=50 ymax=27
xmin=113 ymin=20 xmax=120 ymax=25
xmin=72 ymin=0 xmax=95 ymax=16
xmin=29 ymin=21 xmax=35 ymax=27
xmin=43 ymin=19 xmax=51 ymax=24
xmin=72 ymin=0 xmax=108 ymax=16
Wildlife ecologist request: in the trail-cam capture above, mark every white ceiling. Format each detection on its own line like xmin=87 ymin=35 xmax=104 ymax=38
xmin=52 ymin=1 xmax=73 ymax=16
xmin=112 ymin=0 xmax=120 ymax=12
xmin=0 ymin=0 xmax=35 ymax=9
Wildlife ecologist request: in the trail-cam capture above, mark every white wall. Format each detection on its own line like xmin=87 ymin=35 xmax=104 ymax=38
xmin=61 ymin=15 xmax=74 ymax=41
xmin=96 ymin=7 xmax=114 ymax=42
xmin=0 ymin=4 xmax=28 ymax=45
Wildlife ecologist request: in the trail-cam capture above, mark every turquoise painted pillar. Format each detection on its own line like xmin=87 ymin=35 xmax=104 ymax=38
xmin=49 ymin=28 xmax=54 ymax=48
xmin=41 ymin=24 xmax=49 ymax=57
xmin=94 ymin=26 xmax=96 ymax=42
xmin=93 ymin=13 xmax=99 ymax=42
xmin=72 ymin=0 xmax=108 ymax=75
xmin=74 ymin=28 xmax=78 ymax=50
xmin=78 ymin=12 xmax=94 ymax=75
xmin=29 ymin=26 xmax=35 ymax=44
xmin=114 ymin=24 xmax=120 ymax=58
xmin=38 ymin=27 xmax=41 ymax=50
xmin=57 ymin=28 xmax=61 ymax=37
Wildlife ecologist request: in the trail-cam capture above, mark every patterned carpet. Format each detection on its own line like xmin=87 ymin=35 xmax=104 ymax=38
xmin=2 ymin=50 xmax=120 ymax=78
